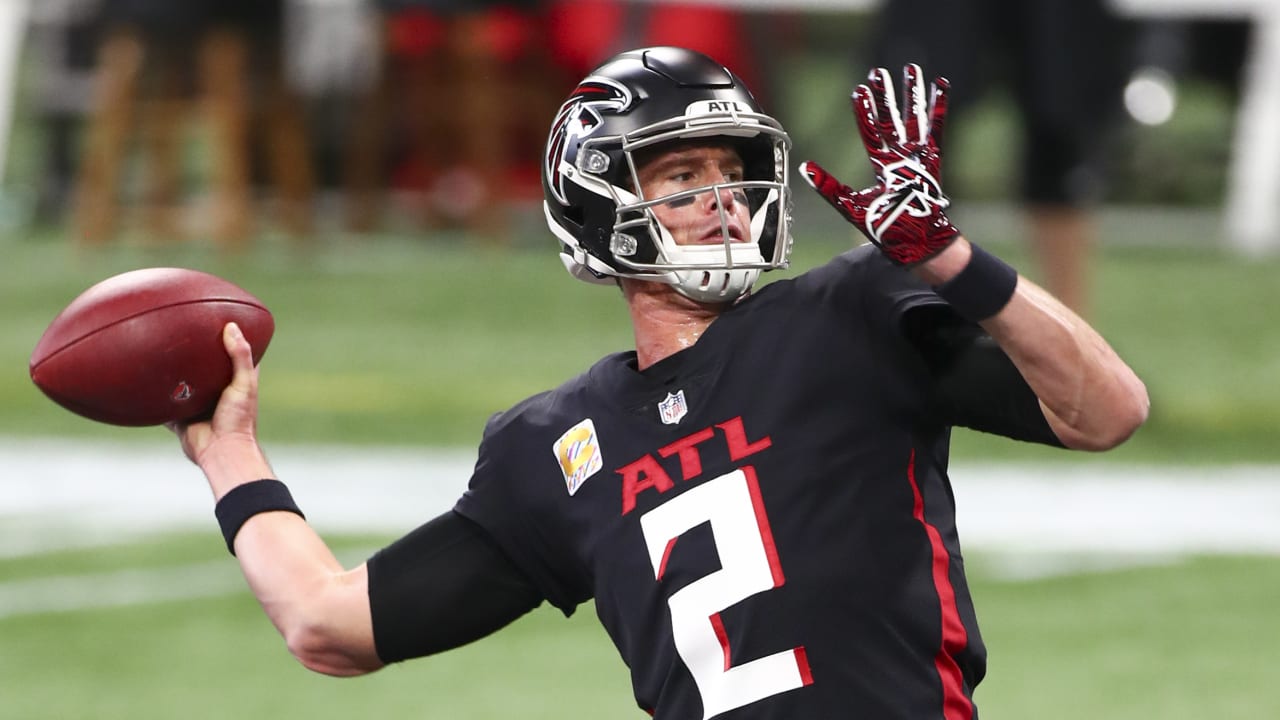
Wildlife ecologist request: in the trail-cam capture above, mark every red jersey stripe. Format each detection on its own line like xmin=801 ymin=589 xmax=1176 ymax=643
xmin=906 ymin=449 xmax=974 ymax=720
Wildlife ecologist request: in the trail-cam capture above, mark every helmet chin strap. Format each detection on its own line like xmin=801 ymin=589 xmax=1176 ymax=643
xmin=670 ymin=267 xmax=761 ymax=303
xmin=653 ymin=220 xmax=763 ymax=303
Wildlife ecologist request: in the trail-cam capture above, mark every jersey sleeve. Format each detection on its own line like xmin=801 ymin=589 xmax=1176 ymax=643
xmin=366 ymin=510 xmax=543 ymax=663
xmin=453 ymin=407 xmax=594 ymax=616
xmin=798 ymin=245 xmax=1062 ymax=445
xmin=799 ymin=244 xmax=948 ymax=338
xmin=903 ymin=305 xmax=1065 ymax=446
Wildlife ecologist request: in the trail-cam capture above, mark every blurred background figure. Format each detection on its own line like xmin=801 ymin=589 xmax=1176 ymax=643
xmin=24 ymin=0 xmax=100 ymax=227
xmin=544 ymin=0 xmax=759 ymax=94
xmin=13 ymin=0 xmax=1262 ymax=256
xmin=869 ymin=0 xmax=1135 ymax=317
xmin=335 ymin=0 xmax=557 ymax=242
xmin=72 ymin=0 xmax=311 ymax=249
xmin=330 ymin=0 xmax=758 ymax=244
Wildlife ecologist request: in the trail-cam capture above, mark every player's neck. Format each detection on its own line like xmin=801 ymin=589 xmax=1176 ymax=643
xmin=621 ymin=279 xmax=725 ymax=371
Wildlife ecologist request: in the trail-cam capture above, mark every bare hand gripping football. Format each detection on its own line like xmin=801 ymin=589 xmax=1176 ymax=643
xmin=800 ymin=63 xmax=960 ymax=265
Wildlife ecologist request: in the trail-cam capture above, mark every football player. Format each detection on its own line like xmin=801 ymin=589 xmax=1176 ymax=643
xmin=173 ymin=47 xmax=1148 ymax=719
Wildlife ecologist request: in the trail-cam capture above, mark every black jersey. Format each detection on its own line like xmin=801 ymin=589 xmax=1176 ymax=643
xmin=455 ymin=245 xmax=1021 ymax=719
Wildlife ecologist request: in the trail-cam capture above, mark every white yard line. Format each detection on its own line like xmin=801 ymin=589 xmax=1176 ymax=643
xmin=1 ymin=437 xmax=1277 ymax=619
xmin=3 ymin=437 xmax=1278 ymax=557
xmin=0 ymin=561 xmax=245 ymax=618
xmin=0 ymin=547 xmax=380 ymax=620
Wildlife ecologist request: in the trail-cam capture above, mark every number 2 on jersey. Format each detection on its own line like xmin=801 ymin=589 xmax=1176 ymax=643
xmin=639 ymin=467 xmax=812 ymax=719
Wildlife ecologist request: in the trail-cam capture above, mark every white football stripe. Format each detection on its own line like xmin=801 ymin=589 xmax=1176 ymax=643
xmin=1 ymin=438 xmax=1277 ymax=557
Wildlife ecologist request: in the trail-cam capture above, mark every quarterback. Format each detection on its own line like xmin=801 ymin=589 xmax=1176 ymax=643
xmin=173 ymin=47 xmax=1148 ymax=719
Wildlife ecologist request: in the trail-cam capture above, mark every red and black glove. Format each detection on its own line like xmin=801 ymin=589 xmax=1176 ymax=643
xmin=800 ymin=64 xmax=959 ymax=265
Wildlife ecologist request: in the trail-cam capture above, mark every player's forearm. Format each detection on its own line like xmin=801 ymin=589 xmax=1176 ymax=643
xmin=916 ymin=237 xmax=1148 ymax=450
xmin=196 ymin=438 xmax=383 ymax=676
xmin=232 ymin=517 xmax=384 ymax=676
xmin=978 ymin=278 xmax=1149 ymax=450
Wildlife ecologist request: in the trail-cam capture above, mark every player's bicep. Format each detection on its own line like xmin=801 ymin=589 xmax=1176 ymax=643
xmin=366 ymin=510 xmax=544 ymax=664
xmin=903 ymin=306 xmax=1064 ymax=446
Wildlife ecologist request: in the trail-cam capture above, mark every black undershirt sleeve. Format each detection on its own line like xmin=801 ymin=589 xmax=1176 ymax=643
xmin=902 ymin=305 xmax=1065 ymax=447
xmin=366 ymin=510 xmax=544 ymax=664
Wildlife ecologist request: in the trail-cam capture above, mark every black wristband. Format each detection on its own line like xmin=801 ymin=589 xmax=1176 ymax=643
xmin=932 ymin=243 xmax=1019 ymax=322
xmin=214 ymin=479 xmax=305 ymax=556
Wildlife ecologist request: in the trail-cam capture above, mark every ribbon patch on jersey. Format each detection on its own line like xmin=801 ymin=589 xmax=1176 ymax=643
xmin=553 ymin=418 xmax=604 ymax=496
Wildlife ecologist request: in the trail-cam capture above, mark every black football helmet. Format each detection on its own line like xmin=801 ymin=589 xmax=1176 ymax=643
xmin=543 ymin=46 xmax=793 ymax=303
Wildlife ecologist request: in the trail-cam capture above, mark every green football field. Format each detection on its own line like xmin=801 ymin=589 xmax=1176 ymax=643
xmin=3 ymin=204 xmax=1280 ymax=464
xmin=2 ymin=24 xmax=1275 ymax=716
xmin=1 ymin=534 xmax=1276 ymax=720
xmin=2 ymin=205 xmax=1278 ymax=718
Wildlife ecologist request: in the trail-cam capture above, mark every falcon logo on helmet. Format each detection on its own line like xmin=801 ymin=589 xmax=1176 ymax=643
xmin=546 ymin=78 xmax=634 ymax=206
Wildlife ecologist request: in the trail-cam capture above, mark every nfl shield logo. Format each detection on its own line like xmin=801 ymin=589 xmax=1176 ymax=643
xmin=658 ymin=390 xmax=688 ymax=425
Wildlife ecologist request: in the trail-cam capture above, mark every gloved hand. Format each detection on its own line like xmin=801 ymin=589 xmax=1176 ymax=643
xmin=800 ymin=64 xmax=959 ymax=265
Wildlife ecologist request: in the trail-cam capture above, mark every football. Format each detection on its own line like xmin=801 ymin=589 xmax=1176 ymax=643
xmin=30 ymin=267 xmax=274 ymax=427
